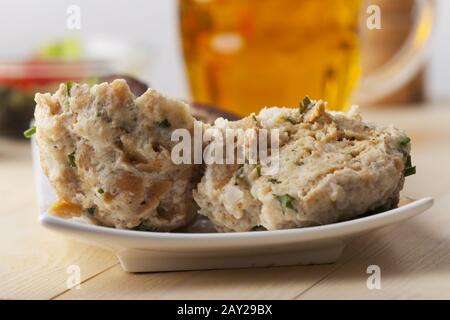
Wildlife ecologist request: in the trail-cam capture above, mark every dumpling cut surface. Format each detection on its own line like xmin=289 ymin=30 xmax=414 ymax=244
xmin=35 ymin=79 xmax=199 ymax=231
xmin=193 ymin=101 xmax=410 ymax=232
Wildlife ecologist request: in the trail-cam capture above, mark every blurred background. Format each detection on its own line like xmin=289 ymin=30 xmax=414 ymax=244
xmin=0 ymin=0 xmax=448 ymax=138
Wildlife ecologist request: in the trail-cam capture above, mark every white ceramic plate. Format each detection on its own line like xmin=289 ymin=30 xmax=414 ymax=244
xmin=32 ymin=140 xmax=434 ymax=272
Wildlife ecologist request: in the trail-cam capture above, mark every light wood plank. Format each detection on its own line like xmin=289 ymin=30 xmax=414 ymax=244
xmin=55 ymin=264 xmax=332 ymax=300
xmin=0 ymin=140 xmax=118 ymax=300
xmin=54 ymin=227 xmax=386 ymax=300
xmin=296 ymin=192 xmax=450 ymax=299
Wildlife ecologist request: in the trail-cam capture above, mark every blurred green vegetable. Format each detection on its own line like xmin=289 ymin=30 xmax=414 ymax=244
xmin=38 ymin=37 xmax=83 ymax=60
xmin=23 ymin=125 xmax=36 ymax=138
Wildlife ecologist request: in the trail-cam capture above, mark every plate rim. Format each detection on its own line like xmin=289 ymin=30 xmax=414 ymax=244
xmin=40 ymin=197 xmax=434 ymax=243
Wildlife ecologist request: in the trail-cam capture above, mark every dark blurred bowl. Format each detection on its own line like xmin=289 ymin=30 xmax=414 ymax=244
xmin=0 ymin=36 xmax=152 ymax=138
xmin=0 ymin=60 xmax=115 ymax=138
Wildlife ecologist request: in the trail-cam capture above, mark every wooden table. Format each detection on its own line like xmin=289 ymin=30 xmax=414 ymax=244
xmin=1 ymin=106 xmax=450 ymax=300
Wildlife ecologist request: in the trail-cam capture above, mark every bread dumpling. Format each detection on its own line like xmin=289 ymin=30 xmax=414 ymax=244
xmin=34 ymin=79 xmax=199 ymax=231
xmin=194 ymin=100 xmax=410 ymax=232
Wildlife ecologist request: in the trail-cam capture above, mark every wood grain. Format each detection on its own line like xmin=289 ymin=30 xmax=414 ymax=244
xmin=53 ymin=226 xmax=388 ymax=300
xmin=0 ymin=139 xmax=118 ymax=300
xmin=297 ymin=193 xmax=450 ymax=299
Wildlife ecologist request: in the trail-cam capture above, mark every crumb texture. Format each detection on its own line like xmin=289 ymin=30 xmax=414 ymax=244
xmin=194 ymin=101 xmax=410 ymax=232
xmin=35 ymin=79 xmax=198 ymax=230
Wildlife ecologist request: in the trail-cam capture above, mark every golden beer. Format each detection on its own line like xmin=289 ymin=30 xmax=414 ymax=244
xmin=180 ymin=0 xmax=363 ymax=115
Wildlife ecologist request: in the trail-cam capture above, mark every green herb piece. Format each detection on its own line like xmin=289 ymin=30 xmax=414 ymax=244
xmin=269 ymin=178 xmax=281 ymax=184
xmin=274 ymin=194 xmax=296 ymax=211
xmin=66 ymin=81 xmax=73 ymax=97
xmin=23 ymin=125 xmax=36 ymax=138
xmin=286 ymin=116 xmax=298 ymax=125
xmin=299 ymin=96 xmax=312 ymax=113
xmin=302 ymin=96 xmax=312 ymax=108
xmin=400 ymin=137 xmax=411 ymax=147
xmin=404 ymin=166 xmax=416 ymax=177
xmin=404 ymin=155 xmax=416 ymax=177
xmin=86 ymin=207 xmax=96 ymax=215
xmin=97 ymin=188 xmax=104 ymax=194
xmin=350 ymin=150 xmax=359 ymax=158
xmin=255 ymin=164 xmax=262 ymax=177
xmin=63 ymin=100 xmax=70 ymax=109
xmin=158 ymin=119 xmax=171 ymax=128
xmin=68 ymin=151 xmax=76 ymax=168
xmin=252 ymin=114 xmax=258 ymax=122
xmin=405 ymin=155 xmax=412 ymax=168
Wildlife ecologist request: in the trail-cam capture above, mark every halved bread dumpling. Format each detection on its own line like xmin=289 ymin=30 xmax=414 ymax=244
xmin=194 ymin=101 xmax=411 ymax=232
xmin=34 ymin=79 xmax=199 ymax=231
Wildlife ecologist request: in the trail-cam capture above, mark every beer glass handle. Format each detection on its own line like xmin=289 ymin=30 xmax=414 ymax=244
xmin=354 ymin=0 xmax=434 ymax=104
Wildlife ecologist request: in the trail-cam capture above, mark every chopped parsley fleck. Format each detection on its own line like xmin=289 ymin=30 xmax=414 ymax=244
xmin=66 ymin=81 xmax=73 ymax=97
xmin=299 ymin=96 xmax=312 ymax=113
xmin=158 ymin=119 xmax=171 ymax=128
xmin=404 ymin=155 xmax=416 ymax=177
xmin=350 ymin=150 xmax=359 ymax=158
xmin=63 ymin=100 xmax=70 ymax=109
xmin=252 ymin=114 xmax=258 ymax=122
xmin=404 ymin=166 xmax=416 ymax=177
xmin=400 ymin=137 xmax=411 ymax=147
xmin=269 ymin=178 xmax=281 ymax=184
xmin=23 ymin=125 xmax=36 ymax=138
xmin=286 ymin=116 xmax=298 ymax=125
xmin=255 ymin=164 xmax=262 ymax=176
xmin=405 ymin=155 xmax=412 ymax=168
xmin=274 ymin=194 xmax=296 ymax=212
xmin=68 ymin=151 xmax=76 ymax=168
xmin=97 ymin=188 xmax=104 ymax=194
